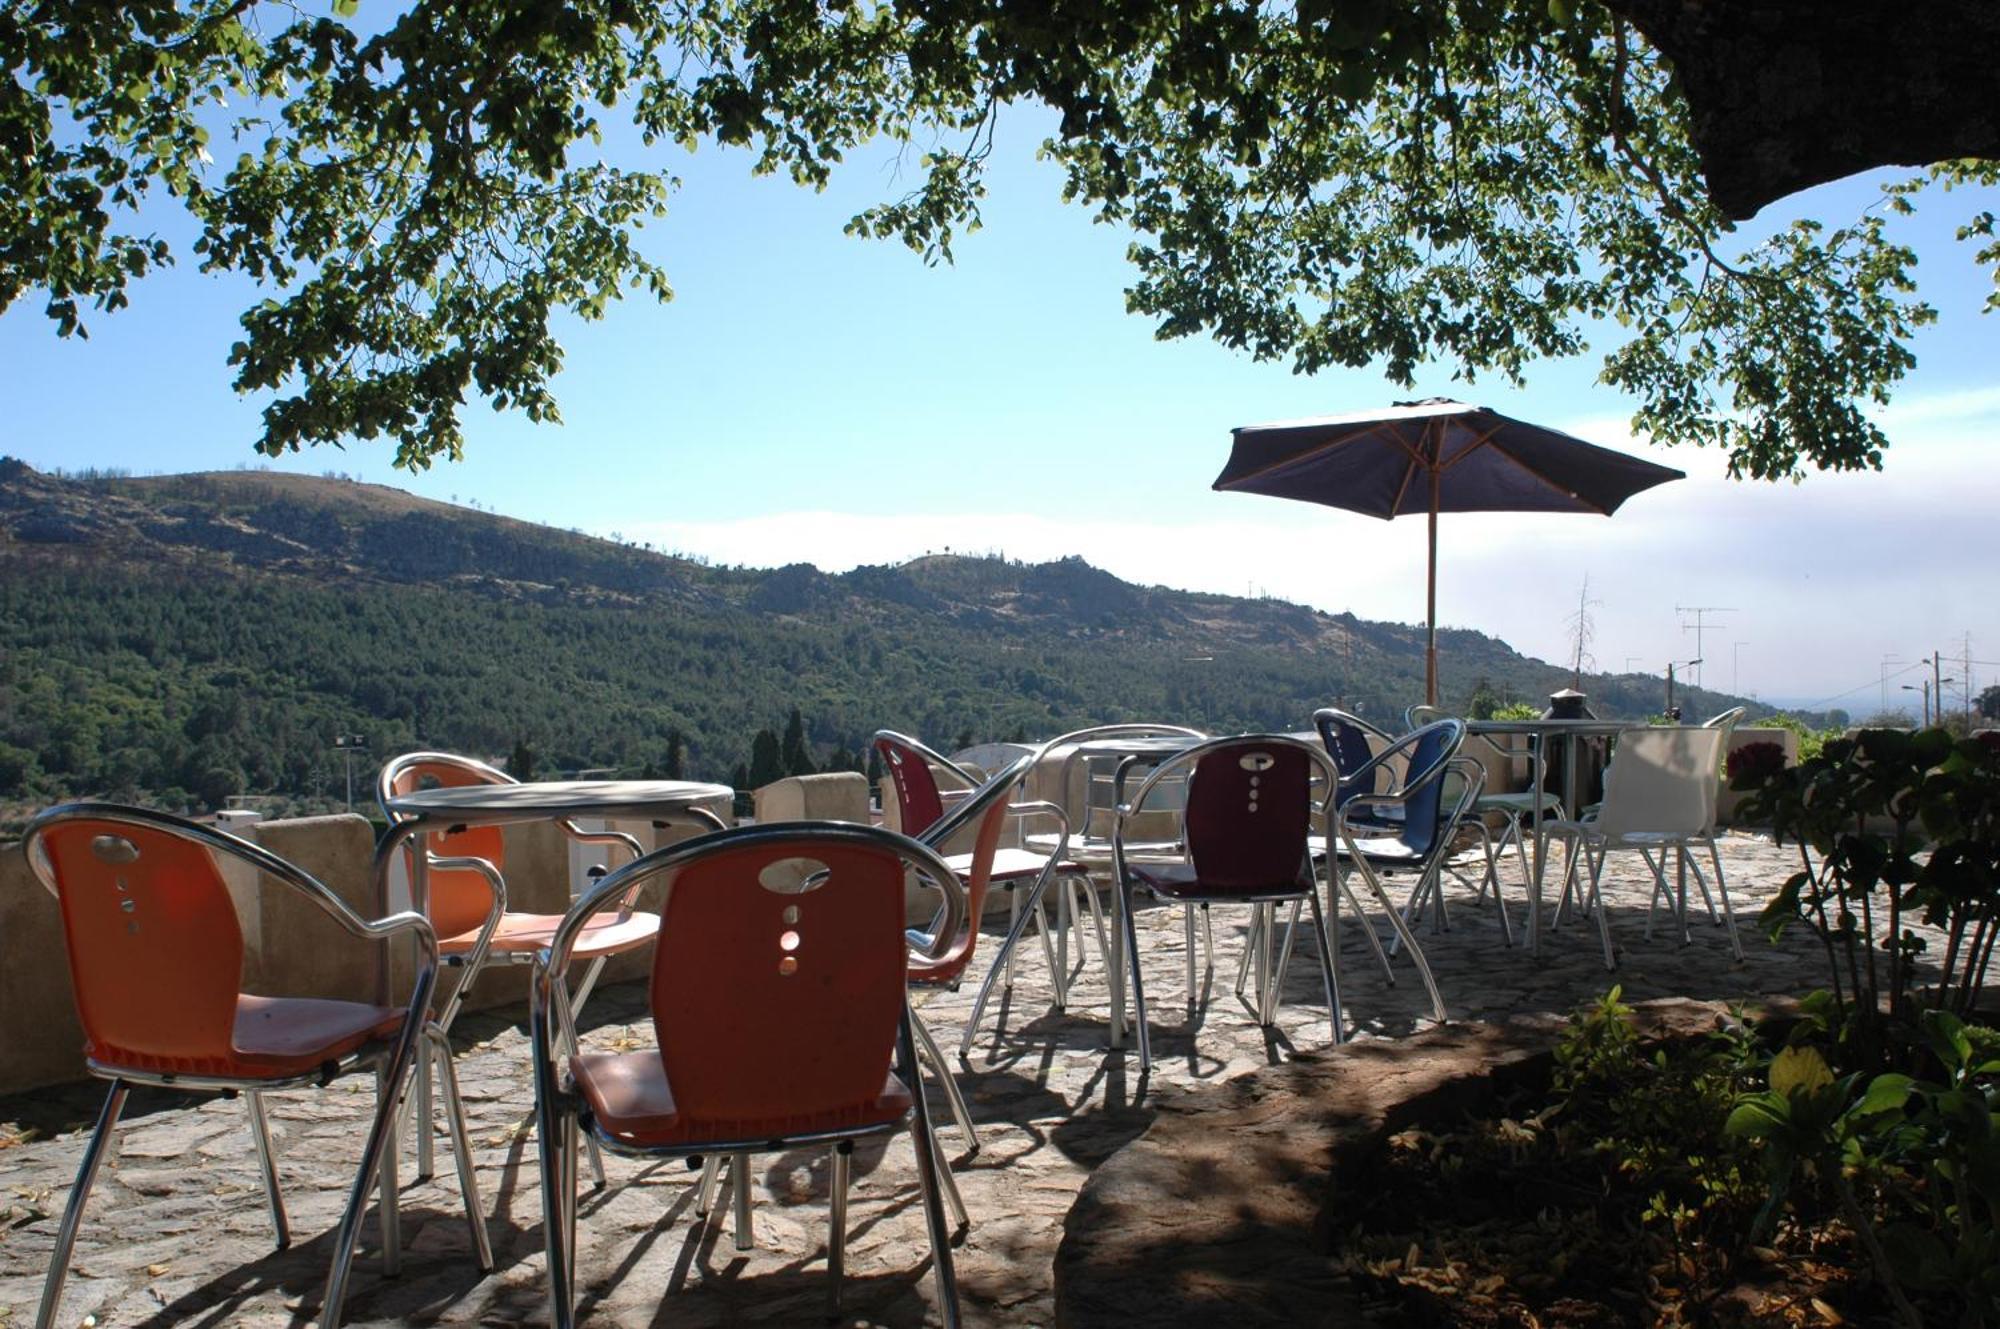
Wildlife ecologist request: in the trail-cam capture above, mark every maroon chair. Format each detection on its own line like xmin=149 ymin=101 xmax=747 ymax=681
xmin=1111 ymin=735 xmax=1342 ymax=1071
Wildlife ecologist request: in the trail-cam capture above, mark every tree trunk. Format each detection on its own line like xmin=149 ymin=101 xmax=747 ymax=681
xmin=1606 ymin=0 xmax=2000 ymax=219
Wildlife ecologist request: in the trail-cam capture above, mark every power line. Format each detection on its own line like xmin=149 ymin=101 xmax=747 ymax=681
xmin=1805 ymin=659 xmax=1929 ymax=711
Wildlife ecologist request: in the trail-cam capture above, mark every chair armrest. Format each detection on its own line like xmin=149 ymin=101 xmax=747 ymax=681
xmin=1006 ymin=800 xmax=1072 ymax=861
xmin=557 ymin=820 xmax=646 ymax=862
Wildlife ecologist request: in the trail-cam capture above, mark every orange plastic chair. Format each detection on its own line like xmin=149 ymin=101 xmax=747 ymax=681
xmin=874 ymin=733 xmax=1097 ymax=1057
xmin=22 ymin=802 xmax=490 ymax=1329
xmin=376 ymin=752 xmax=712 ymax=1183
xmin=530 ymin=821 xmax=968 ymax=1327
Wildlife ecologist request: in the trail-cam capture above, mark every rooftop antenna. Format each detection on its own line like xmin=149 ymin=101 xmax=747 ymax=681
xmin=1677 ymin=604 xmax=1735 ymax=692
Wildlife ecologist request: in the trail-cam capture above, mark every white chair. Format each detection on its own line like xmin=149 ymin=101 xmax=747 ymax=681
xmin=1544 ymin=725 xmax=1743 ymax=969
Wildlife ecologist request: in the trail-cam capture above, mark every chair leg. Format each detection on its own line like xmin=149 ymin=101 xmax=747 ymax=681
xmin=1353 ymin=859 xmax=1448 ymax=1023
xmin=35 ymin=1079 xmax=127 ymax=1329
xmin=1183 ymin=905 xmax=1199 ymax=1010
xmin=827 ymin=1143 xmax=851 ymax=1319
xmin=911 ymin=1005 xmax=980 ymax=1156
xmin=1334 ymin=867 xmax=1397 ymax=986
xmin=961 ymin=873 xmax=1057 ymax=1058
xmin=1585 ymin=847 xmax=1618 ymax=970
xmin=428 ymin=1028 xmax=494 ymax=1271
xmin=1124 ymin=883 xmax=1153 ymax=1072
xmin=1077 ymin=872 xmax=1112 ymax=970
xmin=1053 ymin=873 xmax=1072 ymax=1010
xmin=1267 ymin=901 xmax=1302 ymax=1026
xmin=550 ymin=976 xmax=608 ymax=1190
xmin=898 ymin=1017 xmax=962 ymax=1329
xmin=1005 ymin=891 xmax=1021 ymax=990
xmin=376 ymin=1061 xmax=403 ymax=1276
xmin=323 ymin=1029 xmax=421 ymax=1329
xmin=1708 ymin=841 xmax=1745 ymax=960
xmin=245 ymin=1090 xmax=291 ymax=1250
xmin=562 ymin=1113 xmax=580 ymax=1290
xmin=928 ymin=1115 xmax=970 ymax=1230
xmin=694 ymin=1155 xmax=723 ymax=1220
xmin=412 ymin=1039 xmax=435 ymax=1183
xmin=1032 ymin=888 xmax=1062 ymax=998
xmin=1307 ymin=889 xmax=1346 ymax=1046
xmin=1233 ymin=904 xmax=1261 ymax=1001
xmin=731 ymin=1152 xmax=755 ymax=1252
xmin=532 ymin=1006 xmax=576 ymax=1329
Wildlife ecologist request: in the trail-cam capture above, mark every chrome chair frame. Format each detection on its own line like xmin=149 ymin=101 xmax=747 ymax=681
xmin=23 ymin=802 xmax=491 ymax=1329
xmin=374 ymin=751 xmax=724 ymax=1185
xmin=875 ymin=732 xmax=1098 ymax=1055
xmin=529 ymin=821 xmax=967 ymax=1328
xmin=1111 ymin=734 xmax=1349 ymax=1072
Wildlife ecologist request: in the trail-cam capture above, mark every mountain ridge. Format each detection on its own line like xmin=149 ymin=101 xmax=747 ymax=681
xmin=0 ymin=461 xmax=1753 ymax=820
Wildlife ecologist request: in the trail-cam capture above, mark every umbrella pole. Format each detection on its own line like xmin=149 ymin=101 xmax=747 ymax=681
xmin=1426 ymin=454 xmax=1440 ymax=707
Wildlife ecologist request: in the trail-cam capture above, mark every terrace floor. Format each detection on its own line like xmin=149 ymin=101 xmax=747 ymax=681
xmin=2 ymin=833 xmax=1836 ymax=1327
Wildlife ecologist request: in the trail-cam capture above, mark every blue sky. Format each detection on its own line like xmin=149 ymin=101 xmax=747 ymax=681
xmin=3 ymin=108 xmax=1995 ymax=709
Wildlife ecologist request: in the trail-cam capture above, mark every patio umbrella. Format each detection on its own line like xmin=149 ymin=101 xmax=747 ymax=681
xmin=1213 ymin=398 xmax=1684 ymax=706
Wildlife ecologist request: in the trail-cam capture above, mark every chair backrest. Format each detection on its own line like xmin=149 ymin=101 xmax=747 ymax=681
xmin=1119 ymin=735 xmax=1331 ymax=894
xmin=651 ymin=830 xmax=914 ymax=1131
xmin=26 ymin=807 xmax=247 ymax=1072
xmin=1313 ymin=708 xmax=1397 ymax=812
xmin=905 ymin=752 xmax=1037 ymax=985
xmin=1182 ymin=738 xmax=1316 ymax=892
xmin=1394 ymin=719 xmax=1464 ymax=855
xmin=378 ymin=751 xmax=513 ymax=940
xmin=540 ymin=822 xmax=962 ymax=1134
xmin=872 ymin=730 xmax=978 ymax=840
xmin=1593 ymin=727 xmax=1726 ymax=839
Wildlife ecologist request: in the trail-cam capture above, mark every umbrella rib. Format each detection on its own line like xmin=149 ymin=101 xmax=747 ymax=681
xmin=1483 ymin=439 xmax=1614 ymax=514
xmin=1387 ymin=447 xmax=1423 ymax=515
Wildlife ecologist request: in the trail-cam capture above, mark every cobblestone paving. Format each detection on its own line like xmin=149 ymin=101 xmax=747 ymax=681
xmin=2 ymin=834 xmax=1838 ymax=1327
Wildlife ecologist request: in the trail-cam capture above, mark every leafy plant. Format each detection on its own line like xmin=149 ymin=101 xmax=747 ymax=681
xmin=1733 ymin=727 xmax=2000 ymax=1064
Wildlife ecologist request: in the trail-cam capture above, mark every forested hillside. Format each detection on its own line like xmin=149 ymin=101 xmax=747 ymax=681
xmin=0 ymin=461 xmax=1743 ymax=825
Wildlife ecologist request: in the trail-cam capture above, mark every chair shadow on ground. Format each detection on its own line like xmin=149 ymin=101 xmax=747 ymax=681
xmin=128 ymin=1198 xmax=534 ymax=1329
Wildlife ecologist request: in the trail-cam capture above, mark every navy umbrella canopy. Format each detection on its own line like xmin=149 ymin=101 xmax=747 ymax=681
xmin=1214 ymin=399 xmax=1685 ymax=704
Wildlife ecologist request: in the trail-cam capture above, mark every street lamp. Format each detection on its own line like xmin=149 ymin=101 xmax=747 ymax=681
xmin=1901 ymin=678 xmax=1957 ymax=728
xmin=332 ymin=734 xmax=368 ymax=812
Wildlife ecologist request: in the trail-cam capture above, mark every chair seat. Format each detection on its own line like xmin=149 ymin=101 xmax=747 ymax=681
xmin=1126 ymin=861 xmax=1310 ymax=901
xmin=570 ymin=1051 xmax=912 ymax=1147
xmin=944 ymin=846 xmax=1061 ymax=882
xmin=1022 ymin=833 xmax=1181 ymax=863
xmin=1334 ymin=836 xmax=1429 ymax=866
xmin=442 ymin=910 xmax=660 ymax=958
xmin=91 ymin=995 xmax=406 ymax=1081
xmin=1475 ymin=791 xmax=1562 ymax=816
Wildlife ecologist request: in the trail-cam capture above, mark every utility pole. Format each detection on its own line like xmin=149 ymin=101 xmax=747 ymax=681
xmin=1666 ymin=657 xmax=1702 ymax=721
xmin=1881 ymin=654 xmax=1903 ymax=714
xmin=1677 ymin=605 xmax=1735 ymax=692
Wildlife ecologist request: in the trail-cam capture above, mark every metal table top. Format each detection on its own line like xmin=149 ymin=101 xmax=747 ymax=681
xmin=385 ymin=779 xmax=733 ymax=829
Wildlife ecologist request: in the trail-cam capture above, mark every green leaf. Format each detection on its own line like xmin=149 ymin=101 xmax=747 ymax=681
xmin=1848 ymin=1072 xmax=1914 ymax=1120
xmin=1770 ymin=1045 xmax=1834 ymax=1097
xmin=1726 ymin=1094 xmax=1791 ymax=1140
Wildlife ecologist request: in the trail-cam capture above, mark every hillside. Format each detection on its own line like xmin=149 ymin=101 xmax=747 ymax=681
xmin=0 ymin=461 xmax=1749 ymax=821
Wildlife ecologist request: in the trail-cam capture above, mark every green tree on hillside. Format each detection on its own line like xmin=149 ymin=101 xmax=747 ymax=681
xmin=2 ymin=3 xmax=1990 ymax=473
xmin=780 ymin=708 xmax=816 ymax=778
xmin=746 ymin=728 xmax=784 ymax=791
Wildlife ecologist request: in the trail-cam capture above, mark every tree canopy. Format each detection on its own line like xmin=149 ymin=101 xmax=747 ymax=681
xmin=4 ymin=1 xmax=1993 ymax=477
